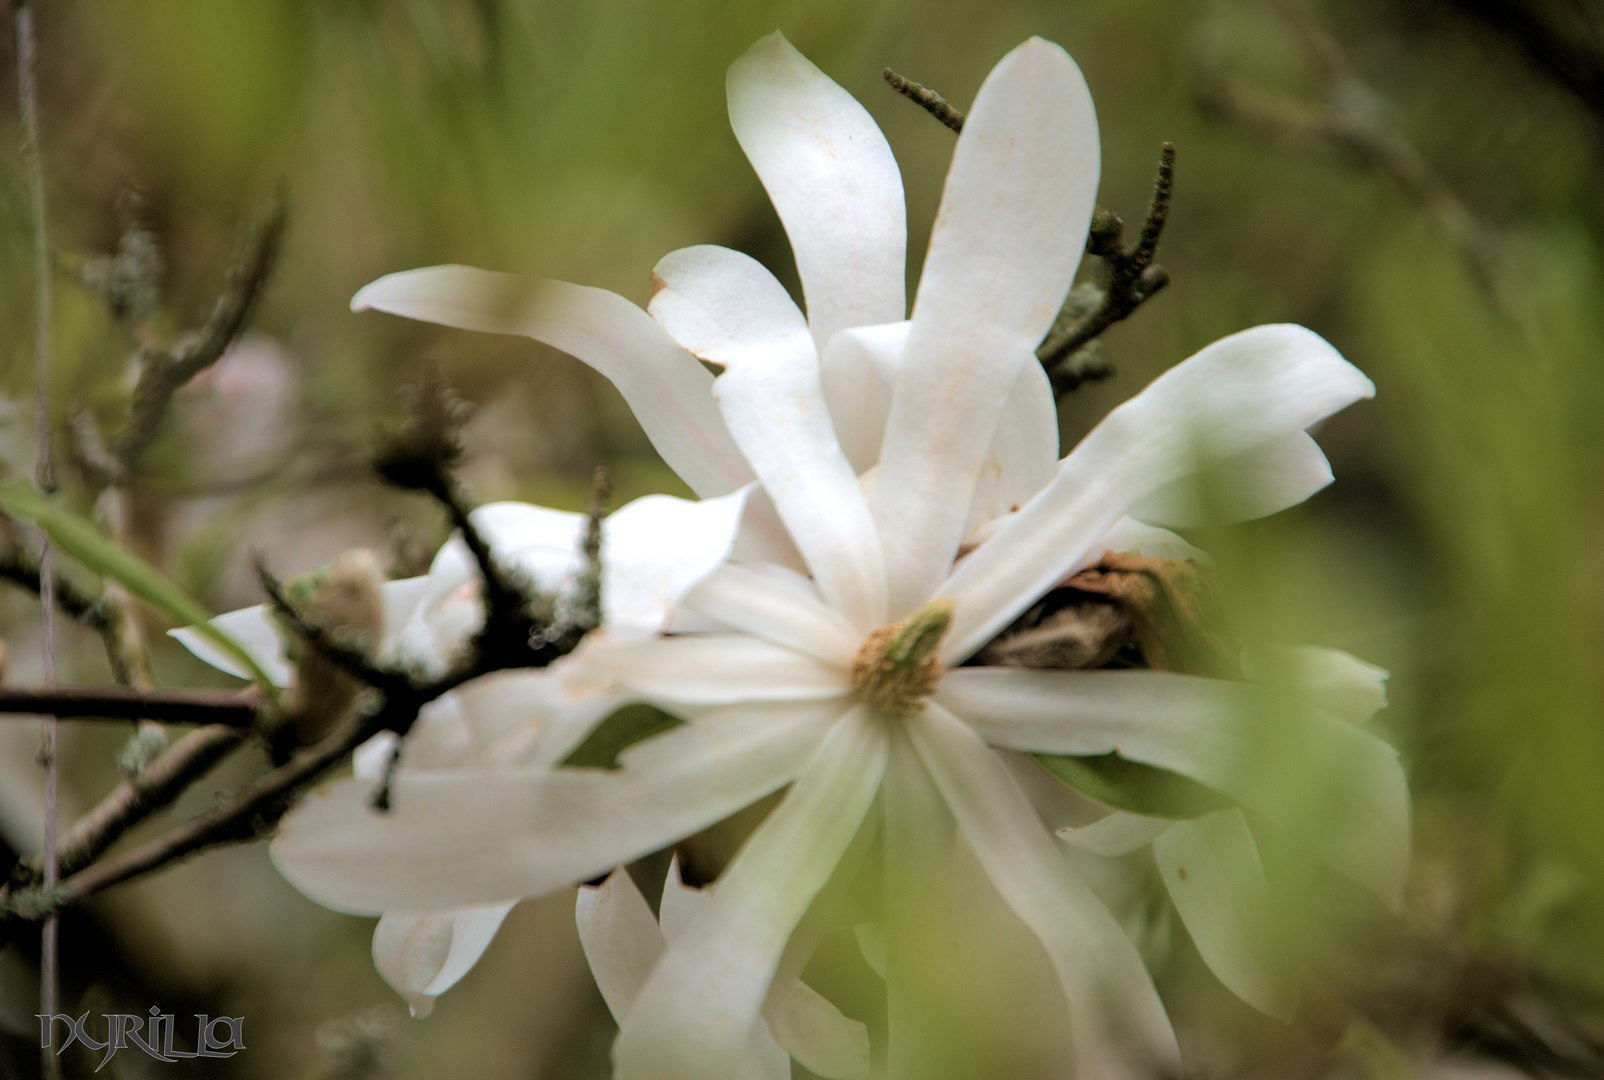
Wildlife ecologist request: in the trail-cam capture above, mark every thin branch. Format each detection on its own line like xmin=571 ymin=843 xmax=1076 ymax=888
xmin=1193 ymin=3 xmax=1504 ymax=294
xmin=0 ymin=548 xmax=109 ymax=632
xmin=111 ymin=190 xmax=288 ymax=477
xmin=2 ymin=696 xmax=410 ymax=921
xmin=0 ymin=371 xmax=602 ymax=924
xmin=12 ymin=725 xmax=243 ymax=887
xmin=1036 ymin=143 xmax=1177 ymax=395
xmin=883 ymin=67 xmax=965 ymax=132
xmin=14 ymin=0 xmax=61 ymax=1055
xmin=0 ymin=686 xmax=260 ymax=725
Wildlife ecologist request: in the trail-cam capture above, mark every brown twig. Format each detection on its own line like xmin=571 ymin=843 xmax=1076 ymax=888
xmin=0 ymin=370 xmax=599 ymax=927
xmin=883 ymin=67 xmax=965 ymax=132
xmin=3 ymin=696 xmax=407 ymax=921
xmin=109 ymin=190 xmax=288 ymax=478
xmin=0 ymin=548 xmax=110 ymax=633
xmin=1036 ymin=144 xmax=1177 ymax=395
xmin=0 ymin=686 xmax=261 ymax=725
xmin=12 ymin=724 xmax=244 ymax=886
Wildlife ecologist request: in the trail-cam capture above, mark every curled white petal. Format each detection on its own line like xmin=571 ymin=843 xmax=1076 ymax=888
xmin=371 ymin=902 xmax=516 ymax=1018
xmin=1154 ymin=809 xmax=1297 ymax=1021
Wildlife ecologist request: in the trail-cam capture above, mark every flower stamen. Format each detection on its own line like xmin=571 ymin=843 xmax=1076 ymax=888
xmin=851 ymin=598 xmax=955 ymax=717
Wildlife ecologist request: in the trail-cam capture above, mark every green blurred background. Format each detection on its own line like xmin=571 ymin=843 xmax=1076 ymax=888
xmin=2 ymin=0 xmax=1603 ymax=1076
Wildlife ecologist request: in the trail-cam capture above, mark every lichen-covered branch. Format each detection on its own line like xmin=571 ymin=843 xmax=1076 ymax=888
xmin=1 ymin=697 xmax=404 ymax=923
xmin=0 ymin=363 xmax=598 ymax=929
xmin=883 ymin=67 xmax=965 ymax=132
xmin=12 ymin=724 xmax=244 ymax=887
xmin=109 ymin=190 xmax=288 ymax=478
xmin=1036 ymin=143 xmax=1176 ymax=396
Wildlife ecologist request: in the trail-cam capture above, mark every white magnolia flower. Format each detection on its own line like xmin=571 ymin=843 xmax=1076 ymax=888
xmin=175 ymin=492 xmax=746 ymax=1015
xmin=267 ymin=32 xmax=1409 ymax=1080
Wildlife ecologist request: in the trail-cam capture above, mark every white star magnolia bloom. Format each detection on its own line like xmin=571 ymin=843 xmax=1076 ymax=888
xmin=174 ymin=492 xmax=748 ymax=1016
xmin=263 ymin=31 xmax=1410 ymax=1080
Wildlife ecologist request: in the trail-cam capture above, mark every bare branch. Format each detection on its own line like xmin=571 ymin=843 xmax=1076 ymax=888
xmin=14 ymin=0 xmax=63 ymax=1049
xmin=3 ymin=695 xmax=409 ymax=921
xmin=883 ymin=67 xmax=966 ymax=132
xmin=12 ymin=725 xmax=244 ymax=887
xmin=1036 ymin=143 xmax=1177 ymax=395
xmin=0 ymin=686 xmax=260 ymax=726
xmin=112 ymin=190 xmax=288 ymax=476
xmin=0 ymin=547 xmax=110 ymax=633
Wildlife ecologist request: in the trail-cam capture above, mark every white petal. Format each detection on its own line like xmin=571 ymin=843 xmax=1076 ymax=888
xmin=727 ymin=32 xmax=907 ymax=348
xmin=818 ymin=321 xmax=907 ymax=473
xmin=655 ymin=856 xmax=867 ymax=1077
xmin=602 ymin=487 xmax=750 ymax=635
xmin=908 ymin=706 xmax=1180 ymax=1078
xmin=439 ymin=664 xmax=627 ymax=769
xmin=853 ymin=923 xmax=886 ymax=979
xmin=768 ymin=980 xmax=871 ymax=1080
xmin=585 ymin=634 xmax=850 ymax=706
xmin=1153 ymin=809 xmax=1297 ymax=1021
xmin=648 ymin=246 xmax=887 ymax=629
xmin=1057 ymin=812 xmax=1172 ymax=857
xmin=1086 ymin=516 xmax=1211 ymax=566
xmin=353 ymin=732 xmax=400 ymax=782
xmin=613 ymin=708 xmax=887 ymax=1080
xmin=371 ymin=901 xmax=516 ymax=1018
xmin=718 ymin=365 xmax=887 ymax=630
xmin=473 ymin=501 xmax=587 ymax=590
xmin=880 ymin=735 xmax=1080 ymax=1079
xmin=681 ymin=562 xmax=860 ymax=668
xmin=658 ymin=853 xmax=710 ymax=944
xmin=941 ymin=324 xmax=1376 ymax=660
xmin=876 ymin=39 xmax=1099 ymax=615
xmin=576 ymin=868 xmax=666 ymax=1022
xmin=648 ymin=245 xmax=813 ymax=368
xmin=963 ymin=356 xmax=1060 ymax=540
xmin=728 ymin=482 xmax=808 ymax=572
xmin=170 ymin=603 xmax=290 ymax=686
xmin=270 ymin=700 xmax=842 ymax=913
xmin=378 ymin=575 xmax=434 ymax=657
xmin=1128 ymin=431 xmax=1335 ymax=527
xmin=1240 ymin=645 xmax=1390 ymax=725
xmin=351 ymin=267 xmax=753 ymax=497
xmin=938 ymin=668 xmax=1410 ymax=907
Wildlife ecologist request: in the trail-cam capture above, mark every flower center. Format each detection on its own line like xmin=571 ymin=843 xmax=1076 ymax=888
xmin=851 ymin=599 xmax=955 ymax=717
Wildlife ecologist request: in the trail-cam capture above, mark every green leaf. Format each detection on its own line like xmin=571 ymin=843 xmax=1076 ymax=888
xmin=1032 ymin=751 xmax=1232 ymax=819
xmin=559 ymin=703 xmax=682 ymax=770
xmin=0 ymin=479 xmax=278 ymax=693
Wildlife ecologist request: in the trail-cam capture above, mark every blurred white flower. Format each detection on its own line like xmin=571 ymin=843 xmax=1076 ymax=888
xmin=175 ymin=490 xmax=746 ymax=1015
xmin=269 ymin=31 xmax=1409 ymax=1080
xmin=577 ymin=857 xmax=870 ymax=1080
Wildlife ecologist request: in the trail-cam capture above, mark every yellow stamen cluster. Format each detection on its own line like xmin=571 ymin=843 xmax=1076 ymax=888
xmin=851 ymin=599 xmax=955 ymax=717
